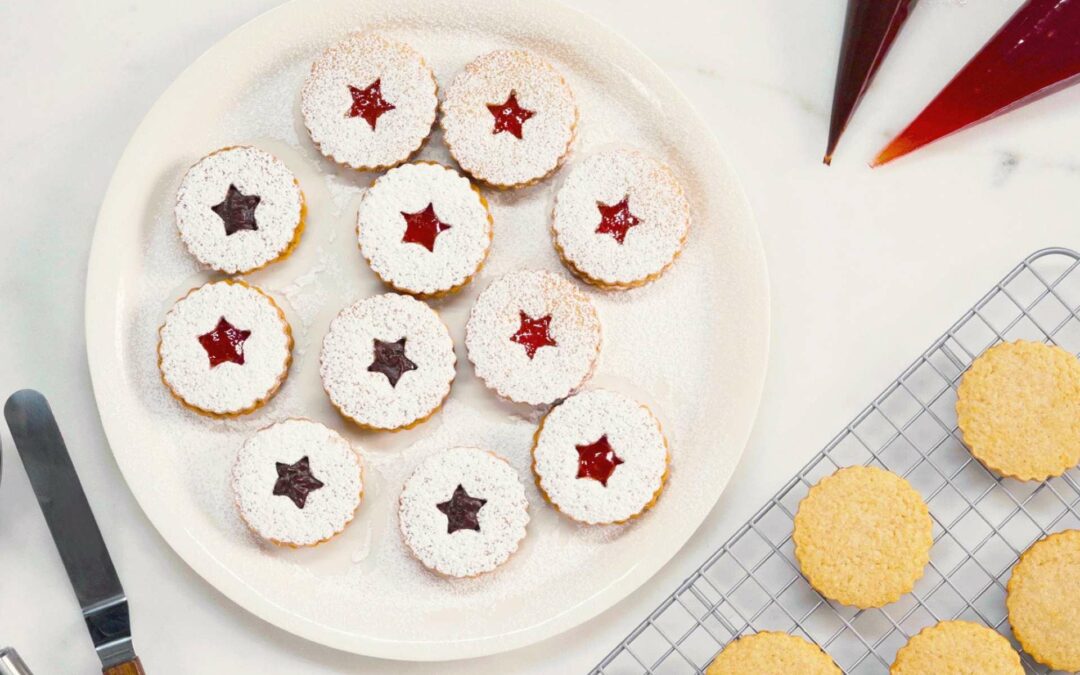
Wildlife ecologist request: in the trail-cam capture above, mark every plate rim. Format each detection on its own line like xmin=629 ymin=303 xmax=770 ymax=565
xmin=84 ymin=0 xmax=771 ymax=660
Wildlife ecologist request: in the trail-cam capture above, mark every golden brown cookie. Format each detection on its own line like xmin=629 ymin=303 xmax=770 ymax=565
xmin=890 ymin=620 xmax=1022 ymax=674
xmin=705 ymin=632 xmax=839 ymax=675
xmin=1006 ymin=529 xmax=1080 ymax=671
xmin=957 ymin=340 xmax=1080 ymax=481
xmin=793 ymin=465 xmax=932 ymax=608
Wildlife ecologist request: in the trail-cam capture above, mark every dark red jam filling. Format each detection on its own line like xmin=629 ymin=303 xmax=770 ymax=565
xmin=575 ymin=435 xmax=624 ymax=487
xmin=347 ymin=78 xmax=396 ymax=130
xmin=273 ymin=456 xmax=325 ymax=509
xmin=510 ymin=311 xmax=557 ymax=359
xmin=401 ymin=203 xmax=452 ymax=252
xmin=595 ymin=197 xmax=641 ymax=245
xmin=367 ymin=337 xmax=418 ymax=387
xmin=436 ymin=484 xmax=487 ymax=534
xmin=197 ymin=317 xmax=251 ymax=368
xmin=211 ymin=184 xmax=261 ymax=236
xmin=487 ymin=91 xmax=535 ymax=139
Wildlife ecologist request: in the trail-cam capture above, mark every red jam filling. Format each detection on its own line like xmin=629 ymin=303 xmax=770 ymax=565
xmin=436 ymin=484 xmax=487 ymax=534
xmin=875 ymin=0 xmax=1080 ymax=166
xmin=197 ymin=317 xmax=251 ymax=368
xmin=575 ymin=435 xmax=624 ymax=487
xmin=510 ymin=311 xmax=557 ymax=359
xmin=401 ymin=203 xmax=452 ymax=252
xmin=367 ymin=337 xmax=418 ymax=387
xmin=487 ymin=91 xmax=535 ymax=139
xmin=273 ymin=456 xmax=325 ymax=509
xmin=596 ymin=197 xmax=642 ymax=245
xmin=347 ymin=79 xmax=396 ymax=130
xmin=211 ymin=184 xmax=261 ymax=236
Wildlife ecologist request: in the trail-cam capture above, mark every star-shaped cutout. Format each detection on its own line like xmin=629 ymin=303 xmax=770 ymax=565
xmin=347 ymin=79 xmax=395 ymax=130
xmin=197 ymin=317 xmax=251 ymax=368
xmin=211 ymin=184 xmax=261 ymax=237
xmin=486 ymin=91 xmax=535 ymax=139
xmin=436 ymin=484 xmax=487 ymax=534
xmin=510 ymin=311 xmax=557 ymax=359
xmin=401 ymin=203 xmax=452 ymax=252
xmin=595 ymin=197 xmax=641 ymax=245
xmin=273 ymin=456 xmax=325 ymax=509
xmin=575 ymin=435 xmax=624 ymax=487
xmin=367 ymin=337 xmax=418 ymax=387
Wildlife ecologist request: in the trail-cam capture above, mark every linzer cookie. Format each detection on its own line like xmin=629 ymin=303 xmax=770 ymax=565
xmin=793 ymin=465 xmax=932 ymax=608
xmin=705 ymin=632 xmax=840 ymax=675
xmin=398 ymin=447 xmax=529 ymax=578
xmin=232 ymin=419 xmax=364 ymax=548
xmin=890 ymin=621 xmax=1022 ymax=675
xmin=532 ymin=389 xmax=668 ymax=524
xmin=1006 ymin=529 xmax=1080 ymax=671
xmin=320 ymin=293 xmax=455 ymax=431
xmin=441 ymin=50 xmax=577 ymax=189
xmin=175 ymin=146 xmax=305 ymax=274
xmin=301 ymin=33 xmax=438 ymax=171
xmin=158 ymin=280 xmax=292 ymax=417
xmin=957 ymin=340 xmax=1080 ymax=481
xmin=357 ymin=162 xmax=492 ymax=297
xmin=552 ymin=149 xmax=691 ymax=289
xmin=465 ymin=270 xmax=601 ymax=406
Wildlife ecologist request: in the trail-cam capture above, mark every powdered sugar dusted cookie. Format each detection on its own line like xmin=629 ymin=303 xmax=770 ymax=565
xmin=553 ymin=149 xmax=691 ymax=289
xmin=158 ymin=280 xmax=292 ymax=417
xmin=320 ymin=293 xmax=455 ymax=431
xmin=398 ymin=447 xmax=529 ymax=578
xmin=232 ymin=419 xmax=363 ymax=547
xmin=465 ymin=270 xmax=601 ymax=406
xmin=357 ymin=162 xmax=492 ymax=297
xmin=301 ymin=33 xmax=438 ymax=171
xmin=175 ymin=146 xmax=305 ymax=274
xmin=532 ymin=389 xmax=668 ymax=525
xmin=441 ymin=50 xmax=577 ymax=189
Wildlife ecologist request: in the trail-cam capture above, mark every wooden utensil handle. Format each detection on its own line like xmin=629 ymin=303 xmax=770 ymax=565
xmin=103 ymin=657 xmax=145 ymax=675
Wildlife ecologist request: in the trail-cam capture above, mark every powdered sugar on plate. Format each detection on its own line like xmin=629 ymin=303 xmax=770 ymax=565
xmin=358 ymin=162 xmax=491 ymax=296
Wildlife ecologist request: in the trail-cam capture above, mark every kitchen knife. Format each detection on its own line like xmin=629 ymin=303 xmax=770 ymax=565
xmin=4 ymin=390 xmax=145 ymax=675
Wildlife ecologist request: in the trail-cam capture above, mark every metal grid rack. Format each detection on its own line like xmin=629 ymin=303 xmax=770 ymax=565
xmin=593 ymin=248 xmax=1080 ymax=675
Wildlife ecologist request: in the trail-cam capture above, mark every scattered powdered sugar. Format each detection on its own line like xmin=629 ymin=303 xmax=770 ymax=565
xmin=398 ymin=447 xmax=529 ymax=578
xmin=441 ymin=50 xmax=576 ymax=188
xmin=553 ymin=149 xmax=691 ymax=287
xmin=301 ymin=33 xmax=438 ymax=170
xmin=534 ymin=389 xmax=667 ymax=525
xmin=175 ymin=146 xmax=304 ymax=274
xmin=320 ymin=293 xmax=455 ymax=430
xmin=158 ymin=281 xmax=292 ymax=415
xmin=233 ymin=418 xmax=364 ymax=546
xmin=466 ymin=269 xmax=601 ymax=405
xmin=358 ymin=163 xmax=491 ymax=296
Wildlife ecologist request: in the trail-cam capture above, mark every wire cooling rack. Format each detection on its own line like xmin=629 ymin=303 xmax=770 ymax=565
xmin=593 ymin=248 xmax=1080 ymax=675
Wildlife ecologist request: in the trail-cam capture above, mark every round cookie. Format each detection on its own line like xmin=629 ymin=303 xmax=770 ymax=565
xmin=320 ymin=293 xmax=455 ymax=431
xmin=957 ymin=340 xmax=1080 ymax=481
xmin=357 ymin=162 xmax=492 ymax=297
xmin=793 ymin=465 xmax=932 ymax=608
xmin=158 ymin=280 xmax=292 ymax=417
xmin=705 ymin=632 xmax=840 ymax=675
xmin=552 ymin=149 xmax=691 ymax=289
xmin=175 ymin=146 xmax=305 ymax=274
xmin=465 ymin=270 xmax=601 ymax=406
xmin=890 ymin=620 xmax=1022 ymax=675
xmin=232 ymin=419 xmax=364 ymax=548
xmin=532 ymin=389 xmax=668 ymax=524
xmin=301 ymin=33 xmax=438 ymax=171
xmin=1006 ymin=529 xmax=1080 ymax=671
xmin=441 ymin=50 xmax=577 ymax=189
xmin=398 ymin=447 xmax=530 ymax=578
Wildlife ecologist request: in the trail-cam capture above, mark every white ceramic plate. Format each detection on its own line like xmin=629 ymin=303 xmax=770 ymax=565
xmin=85 ymin=0 xmax=769 ymax=661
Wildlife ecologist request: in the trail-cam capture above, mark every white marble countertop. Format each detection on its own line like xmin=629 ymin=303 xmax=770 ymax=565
xmin=2 ymin=0 xmax=1078 ymax=672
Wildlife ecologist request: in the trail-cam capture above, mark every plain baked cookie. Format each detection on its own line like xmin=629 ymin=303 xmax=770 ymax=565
xmin=793 ymin=465 xmax=932 ymax=608
xmin=705 ymin=632 xmax=840 ymax=675
xmin=1006 ymin=529 xmax=1080 ymax=671
xmin=890 ymin=620 xmax=1022 ymax=675
xmin=957 ymin=340 xmax=1080 ymax=481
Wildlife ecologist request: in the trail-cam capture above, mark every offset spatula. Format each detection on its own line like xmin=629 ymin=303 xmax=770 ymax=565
xmin=4 ymin=390 xmax=145 ymax=675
